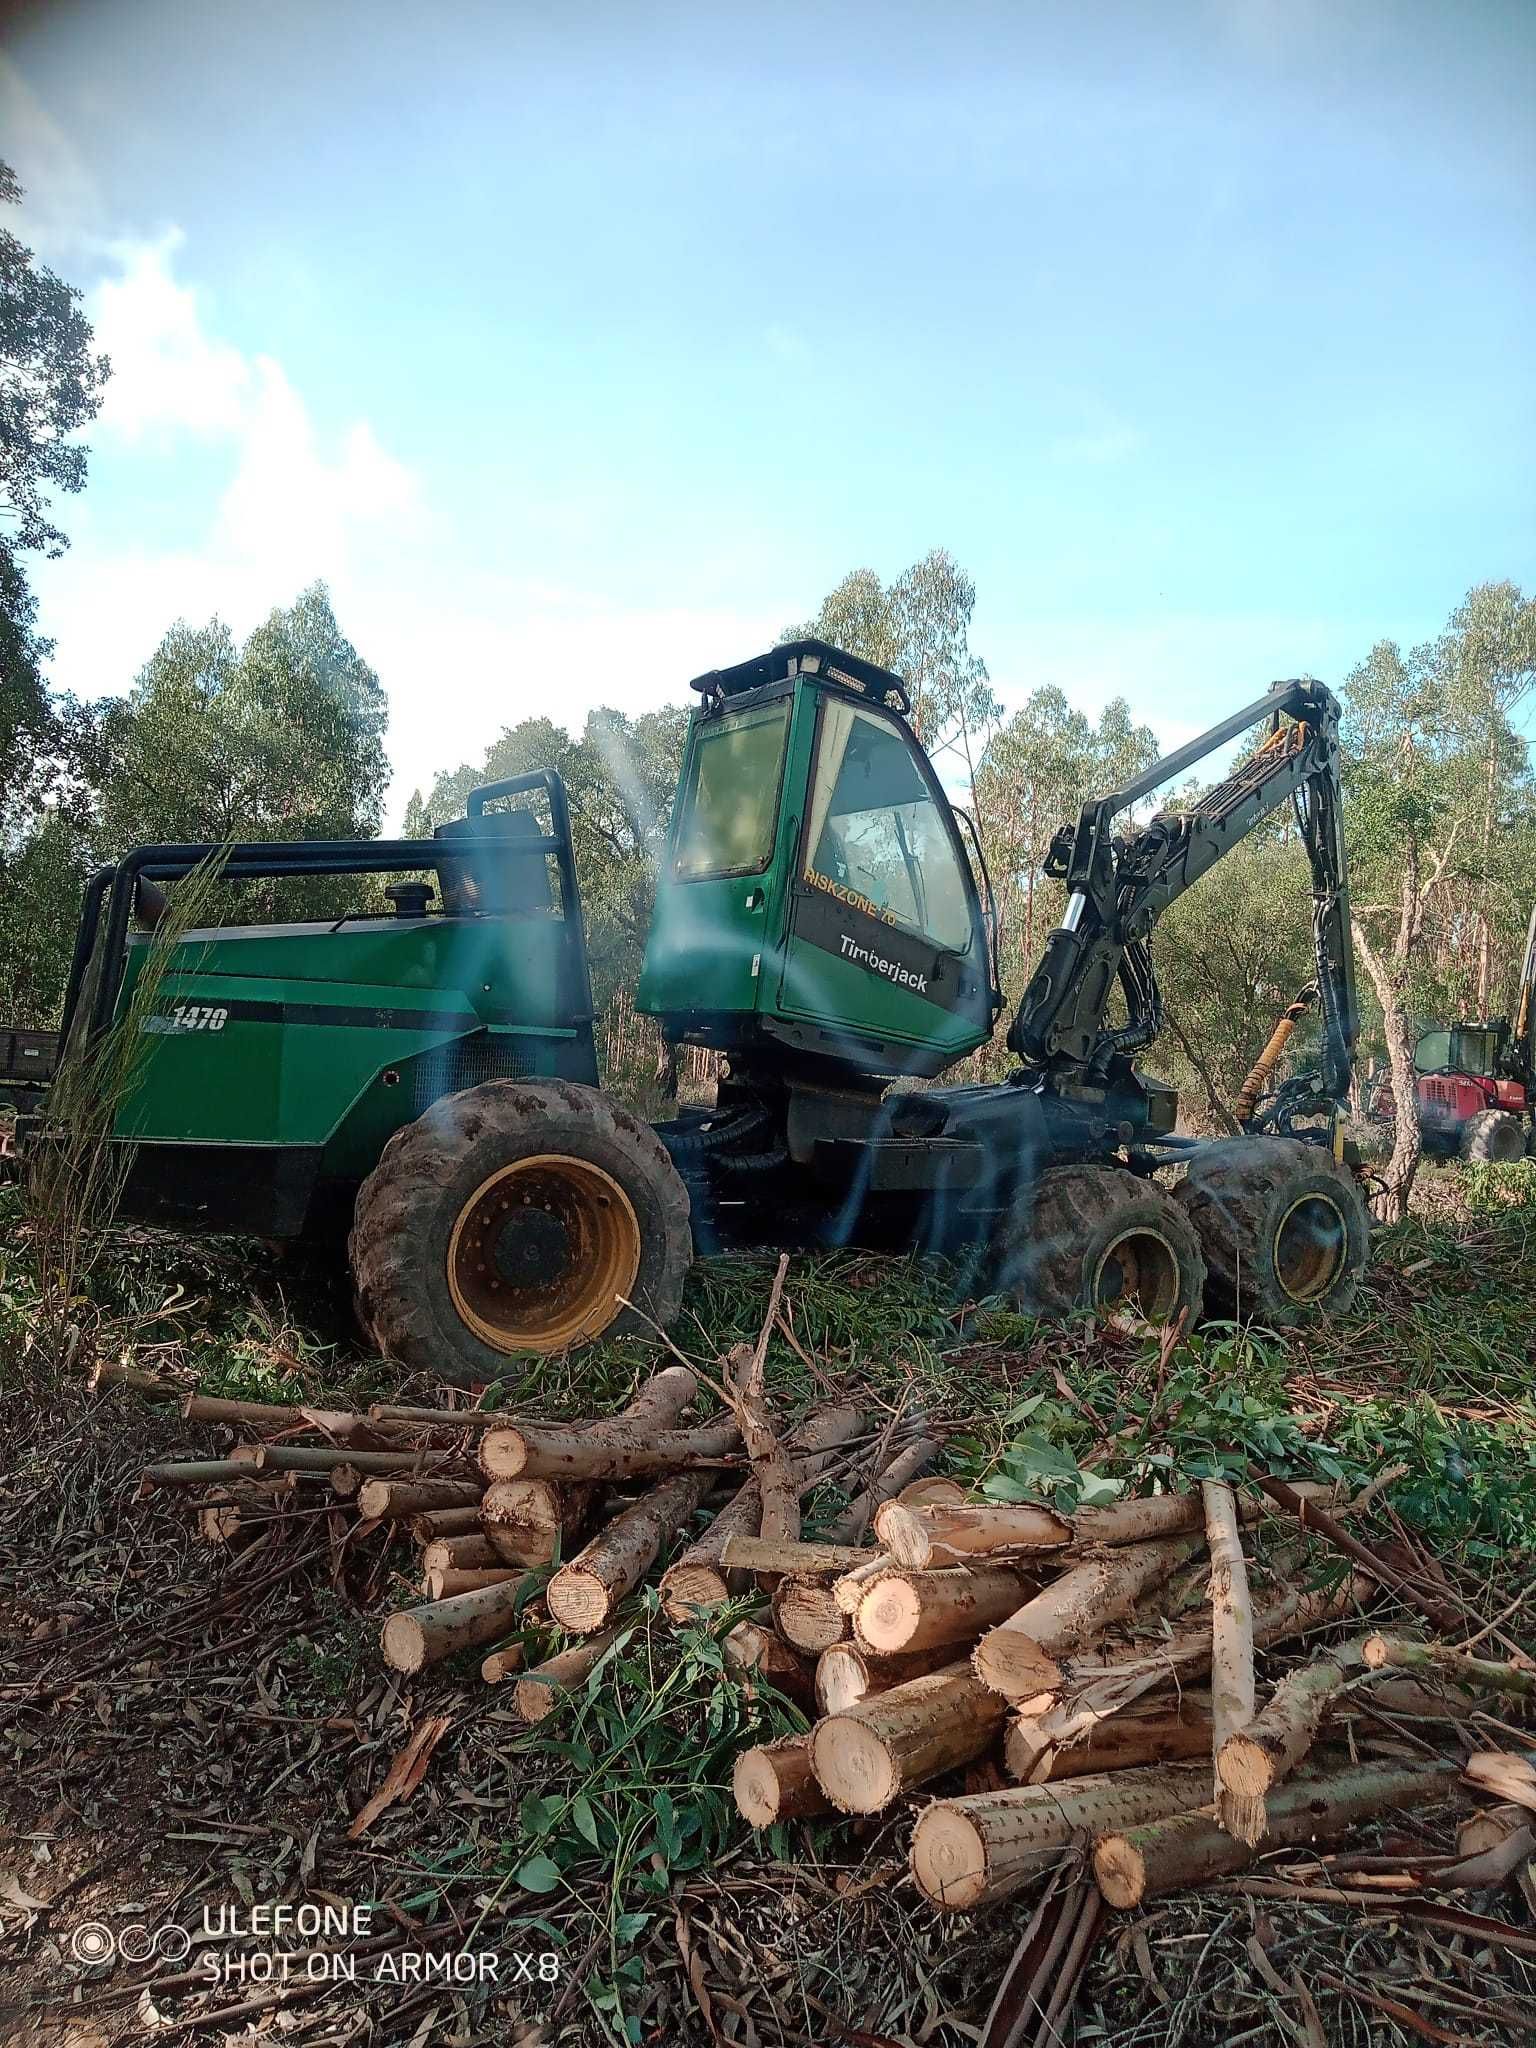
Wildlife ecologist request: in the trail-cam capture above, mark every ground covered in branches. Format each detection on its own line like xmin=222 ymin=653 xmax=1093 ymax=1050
xmin=2 ymin=1168 xmax=1536 ymax=2046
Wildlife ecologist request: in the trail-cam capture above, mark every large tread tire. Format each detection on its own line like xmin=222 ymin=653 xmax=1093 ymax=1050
xmin=1459 ymin=1109 xmax=1526 ymax=1164
xmin=1174 ymin=1137 xmax=1368 ymax=1325
xmin=994 ymin=1164 xmax=1206 ymax=1327
xmin=350 ymin=1079 xmax=691 ymax=1385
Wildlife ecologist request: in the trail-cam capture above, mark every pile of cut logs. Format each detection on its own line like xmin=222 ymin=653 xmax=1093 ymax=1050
xmin=109 ymin=1338 xmax=1532 ymax=1922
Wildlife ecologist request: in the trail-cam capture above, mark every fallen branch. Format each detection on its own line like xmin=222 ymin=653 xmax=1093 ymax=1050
xmin=1251 ymin=1472 xmax=1463 ymax=1634
xmin=1362 ymin=1633 xmax=1536 ymax=1702
xmin=1203 ymin=1479 xmax=1257 ymax=1841
xmin=720 ymin=1535 xmax=873 ymax=1576
xmin=822 ymin=1436 xmax=940 ymax=1546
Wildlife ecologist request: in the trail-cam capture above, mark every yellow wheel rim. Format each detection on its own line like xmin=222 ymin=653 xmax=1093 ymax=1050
xmin=1273 ymin=1193 xmax=1347 ymax=1303
xmin=1090 ymin=1228 xmax=1182 ymax=1321
xmin=446 ymin=1154 xmax=641 ymax=1354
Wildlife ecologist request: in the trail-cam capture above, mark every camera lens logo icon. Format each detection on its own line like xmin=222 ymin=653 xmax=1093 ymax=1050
xmin=70 ymin=1921 xmax=190 ymax=1968
xmin=71 ymin=1923 xmax=115 ymax=1965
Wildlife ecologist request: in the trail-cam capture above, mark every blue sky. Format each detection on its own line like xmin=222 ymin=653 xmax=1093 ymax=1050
xmin=5 ymin=0 xmax=1533 ymax=822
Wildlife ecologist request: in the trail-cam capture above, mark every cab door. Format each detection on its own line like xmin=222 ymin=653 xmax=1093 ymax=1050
xmin=774 ymin=692 xmax=993 ymax=1077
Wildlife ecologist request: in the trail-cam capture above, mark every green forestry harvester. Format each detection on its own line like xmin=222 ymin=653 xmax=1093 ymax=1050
xmin=2 ymin=641 xmax=1369 ymax=1384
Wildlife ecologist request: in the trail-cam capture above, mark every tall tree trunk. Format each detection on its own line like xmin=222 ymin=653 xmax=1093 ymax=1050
xmin=1477 ymin=732 xmax=1499 ymax=1015
xmin=1352 ymin=915 xmax=1421 ymax=1222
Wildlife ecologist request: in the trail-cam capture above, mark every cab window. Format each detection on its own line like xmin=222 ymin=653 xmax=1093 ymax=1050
xmin=673 ymin=702 xmax=790 ymax=878
xmin=806 ymin=703 xmax=973 ymax=952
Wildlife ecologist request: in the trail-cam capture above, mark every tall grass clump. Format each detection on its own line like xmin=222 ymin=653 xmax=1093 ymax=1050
xmin=21 ymin=853 xmax=229 ymax=1365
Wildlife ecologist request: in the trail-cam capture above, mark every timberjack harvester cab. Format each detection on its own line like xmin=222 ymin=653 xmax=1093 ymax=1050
xmin=633 ymin=640 xmax=1367 ymax=1354
xmin=1384 ymin=903 xmax=1536 ymax=1162
xmin=4 ymin=640 xmax=1370 ymax=1387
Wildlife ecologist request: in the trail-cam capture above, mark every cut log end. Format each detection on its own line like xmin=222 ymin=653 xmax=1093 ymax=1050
xmin=1217 ymin=1732 xmax=1275 ymax=1802
xmin=546 ymin=1568 xmax=611 ymax=1634
xmin=809 ymin=1717 xmax=900 ymax=1815
xmin=874 ymin=1503 xmax=930 ymax=1570
xmin=659 ymin=1563 xmax=731 ymax=1622
xmin=1092 ymin=1835 xmax=1148 ymax=1910
xmin=854 ymin=1576 xmax=923 ymax=1654
xmin=381 ymin=1613 xmax=427 ymax=1676
xmin=973 ymin=1629 xmax=1063 ymax=1702
xmin=908 ymin=1804 xmax=989 ymax=1910
xmin=732 ymin=1738 xmax=829 ymax=1828
xmin=479 ymin=1427 xmax=532 ymax=1482
xmin=775 ymin=1580 xmax=850 ymax=1654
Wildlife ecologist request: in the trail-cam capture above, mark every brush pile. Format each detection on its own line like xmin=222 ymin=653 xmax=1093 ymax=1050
xmin=109 ymin=1316 xmax=1533 ymax=1948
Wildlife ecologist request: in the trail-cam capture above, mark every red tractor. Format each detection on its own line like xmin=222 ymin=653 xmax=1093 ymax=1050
xmin=1373 ymin=906 xmax=1536 ymax=1162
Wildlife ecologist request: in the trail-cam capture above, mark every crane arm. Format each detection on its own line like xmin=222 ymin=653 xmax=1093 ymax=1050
xmin=1007 ymin=679 xmax=1357 ymax=1117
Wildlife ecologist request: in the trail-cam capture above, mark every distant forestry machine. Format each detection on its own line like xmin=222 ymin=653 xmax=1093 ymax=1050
xmin=2 ymin=641 xmax=1368 ymax=1385
xmin=1379 ymin=902 xmax=1536 ymax=1161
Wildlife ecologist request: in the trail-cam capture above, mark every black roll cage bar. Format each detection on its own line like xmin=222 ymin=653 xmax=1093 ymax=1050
xmin=62 ymin=770 xmax=592 ymax=1050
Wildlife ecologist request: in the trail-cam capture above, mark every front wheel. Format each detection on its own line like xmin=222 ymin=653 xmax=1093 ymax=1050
xmin=350 ymin=1079 xmax=692 ymax=1384
xmin=993 ymin=1164 xmax=1206 ymax=1326
xmin=1174 ymin=1137 xmax=1368 ymax=1324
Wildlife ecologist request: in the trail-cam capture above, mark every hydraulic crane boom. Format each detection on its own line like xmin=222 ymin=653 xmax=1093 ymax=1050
xmin=1008 ymin=678 xmax=1357 ymax=1127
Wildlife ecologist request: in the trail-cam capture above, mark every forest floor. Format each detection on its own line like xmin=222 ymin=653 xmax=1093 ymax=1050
xmin=2 ymin=1160 xmax=1536 ymax=2046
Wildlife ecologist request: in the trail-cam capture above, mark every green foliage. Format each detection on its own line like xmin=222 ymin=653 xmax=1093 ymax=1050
xmin=1464 ymin=1158 xmax=1536 ymax=1213
xmin=98 ymin=585 xmax=388 ymax=850
xmin=785 ymin=547 xmax=999 ymax=756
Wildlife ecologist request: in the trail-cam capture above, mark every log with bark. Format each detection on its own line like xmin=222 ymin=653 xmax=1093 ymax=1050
xmin=513 ymin=1629 xmax=624 ymax=1723
xmin=855 ymin=1564 xmax=1038 ymax=1657
xmin=410 ymin=1504 xmax=486 ymax=1543
xmin=1203 ymin=1479 xmax=1257 ymax=1840
xmin=255 ymin=1445 xmax=434 ymax=1476
xmin=546 ymin=1473 xmax=713 ymax=1631
xmin=973 ymin=1537 xmax=1201 ymax=1702
xmin=421 ymin=1535 xmax=501 ymax=1573
xmin=717 ymin=1320 xmax=798 ymax=1587
xmin=355 ymin=1478 xmax=485 ymax=1520
xmin=425 ymin=1566 xmax=523 ymax=1600
xmin=478 ymin=1365 xmax=704 ymax=1481
xmin=877 ymin=1491 xmax=1230 ymax=1571
xmin=720 ymin=1535 xmax=874 ymax=1576
xmin=910 ymin=1761 xmax=1215 ymax=1911
xmin=90 ymin=1361 xmax=180 ymax=1397
xmin=809 ymin=1663 xmax=1010 ymax=1813
xmin=1005 ymin=1695 xmax=1214 ymax=1784
xmin=139 ymin=1458 xmax=269 ymax=1494
xmin=480 ymin=1641 xmax=525 ymax=1684
xmin=1093 ymin=1759 xmax=1460 ymax=1907
xmin=814 ymin=1640 xmax=970 ymax=1715
xmin=180 ymin=1392 xmax=306 ymax=1426
xmin=1218 ymin=1640 xmax=1364 ymax=1843
xmin=722 ymin=1619 xmax=816 ymax=1710
xmin=773 ymin=1578 xmax=852 ymax=1655
xmin=481 ymin=1478 xmax=597 ymax=1567
xmin=382 ymin=1574 xmax=536 ymax=1674
xmin=732 ymin=1735 xmax=832 ymax=1827
xmin=371 ymin=1402 xmax=511 ymax=1431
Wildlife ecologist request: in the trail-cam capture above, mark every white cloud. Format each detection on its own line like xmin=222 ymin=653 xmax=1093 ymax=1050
xmin=33 ymin=230 xmax=776 ymax=823
xmin=93 ymin=232 xmax=250 ymax=438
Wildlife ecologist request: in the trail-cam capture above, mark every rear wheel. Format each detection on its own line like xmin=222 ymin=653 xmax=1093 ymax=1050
xmin=1459 ymin=1109 xmax=1526 ymax=1163
xmin=350 ymin=1079 xmax=692 ymax=1384
xmin=994 ymin=1165 xmax=1205 ymax=1326
xmin=1174 ymin=1137 xmax=1367 ymax=1324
